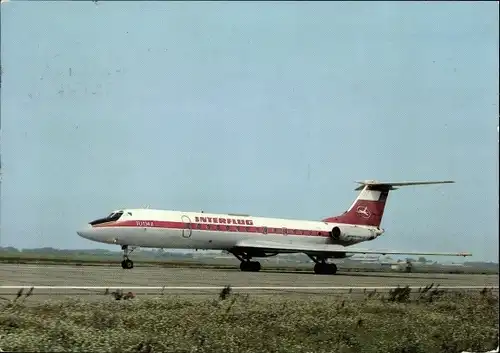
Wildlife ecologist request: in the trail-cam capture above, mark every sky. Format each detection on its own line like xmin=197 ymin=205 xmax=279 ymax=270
xmin=1 ymin=1 xmax=498 ymax=262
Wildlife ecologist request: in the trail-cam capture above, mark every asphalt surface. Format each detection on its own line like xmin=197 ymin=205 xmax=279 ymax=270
xmin=0 ymin=264 xmax=497 ymax=303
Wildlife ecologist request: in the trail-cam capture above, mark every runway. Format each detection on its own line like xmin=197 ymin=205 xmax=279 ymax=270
xmin=0 ymin=264 xmax=497 ymax=302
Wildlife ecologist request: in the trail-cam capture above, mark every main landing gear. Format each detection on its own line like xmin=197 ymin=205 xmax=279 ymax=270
xmin=308 ymin=255 xmax=338 ymax=275
xmin=240 ymin=261 xmax=261 ymax=272
xmin=230 ymin=252 xmax=262 ymax=272
xmin=121 ymin=245 xmax=135 ymax=270
xmin=313 ymin=262 xmax=337 ymax=275
xmin=228 ymin=251 xmax=338 ymax=275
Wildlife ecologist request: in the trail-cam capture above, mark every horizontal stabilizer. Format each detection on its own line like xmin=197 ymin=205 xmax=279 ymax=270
xmin=354 ymin=180 xmax=455 ymax=190
xmin=234 ymin=239 xmax=471 ymax=257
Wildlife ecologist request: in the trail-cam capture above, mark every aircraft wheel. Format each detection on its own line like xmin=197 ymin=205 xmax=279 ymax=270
xmin=121 ymin=259 xmax=134 ymax=269
xmin=314 ymin=263 xmax=324 ymax=274
xmin=251 ymin=261 xmax=261 ymax=272
xmin=240 ymin=261 xmax=261 ymax=272
xmin=314 ymin=263 xmax=337 ymax=275
xmin=328 ymin=263 xmax=338 ymax=275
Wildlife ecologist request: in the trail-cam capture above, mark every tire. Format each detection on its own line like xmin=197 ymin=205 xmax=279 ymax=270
xmin=314 ymin=263 xmax=337 ymax=275
xmin=123 ymin=259 xmax=134 ymax=269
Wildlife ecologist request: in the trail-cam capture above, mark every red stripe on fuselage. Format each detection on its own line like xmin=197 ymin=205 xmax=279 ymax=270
xmin=93 ymin=220 xmax=330 ymax=237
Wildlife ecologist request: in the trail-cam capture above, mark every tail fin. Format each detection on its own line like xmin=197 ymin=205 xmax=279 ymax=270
xmin=322 ymin=180 xmax=454 ymax=227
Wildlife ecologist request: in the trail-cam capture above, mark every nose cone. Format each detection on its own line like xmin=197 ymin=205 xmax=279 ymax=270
xmin=77 ymin=224 xmax=116 ymax=245
xmin=77 ymin=224 xmax=93 ymax=240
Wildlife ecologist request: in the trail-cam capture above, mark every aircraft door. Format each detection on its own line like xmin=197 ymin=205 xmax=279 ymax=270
xmin=181 ymin=215 xmax=192 ymax=238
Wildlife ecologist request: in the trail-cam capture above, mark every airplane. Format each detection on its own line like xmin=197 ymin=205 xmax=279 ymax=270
xmin=76 ymin=180 xmax=472 ymax=274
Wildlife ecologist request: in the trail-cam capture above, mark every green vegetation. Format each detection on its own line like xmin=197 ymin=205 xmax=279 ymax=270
xmin=1 ymin=286 xmax=498 ymax=353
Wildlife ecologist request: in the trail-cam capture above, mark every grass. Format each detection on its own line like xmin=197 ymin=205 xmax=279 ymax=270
xmin=0 ymin=286 xmax=498 ymax=353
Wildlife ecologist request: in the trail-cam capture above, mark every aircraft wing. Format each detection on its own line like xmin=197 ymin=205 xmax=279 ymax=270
xmin=234 ymin=239 xmax=471 ymax=257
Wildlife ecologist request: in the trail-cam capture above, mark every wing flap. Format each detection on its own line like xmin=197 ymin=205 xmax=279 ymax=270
xmin=234 ymin=239 xmax=471 ymax=257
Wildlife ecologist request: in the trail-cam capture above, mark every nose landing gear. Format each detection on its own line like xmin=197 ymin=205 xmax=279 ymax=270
xmin=121 ymin=258 xmax=133 ymax=269
xmin=120 ymin=245 xmax=135 ymax=269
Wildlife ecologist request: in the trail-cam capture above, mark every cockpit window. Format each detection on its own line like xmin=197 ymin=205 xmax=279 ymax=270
xmin=89 ymin=211 xmax=124 ymax=226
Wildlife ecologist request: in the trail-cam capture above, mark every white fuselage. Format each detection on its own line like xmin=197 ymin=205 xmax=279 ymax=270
xmin=77 ymin=208 xmax=384 ymax=251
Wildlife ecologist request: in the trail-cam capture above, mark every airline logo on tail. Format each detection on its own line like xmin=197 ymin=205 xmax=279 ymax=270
xmin=356 ymin=205 xmax=371 ymax=219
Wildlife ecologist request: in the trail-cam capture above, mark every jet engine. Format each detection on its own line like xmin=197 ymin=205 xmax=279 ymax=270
xmin=330 ymin=225 xmax=378 ymax=241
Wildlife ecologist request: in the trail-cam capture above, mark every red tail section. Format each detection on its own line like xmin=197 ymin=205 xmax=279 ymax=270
xmin=323 ymin=184 xmax=390 ymax=227
xmin=322 ymin=180 xmax=455 ymax=228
